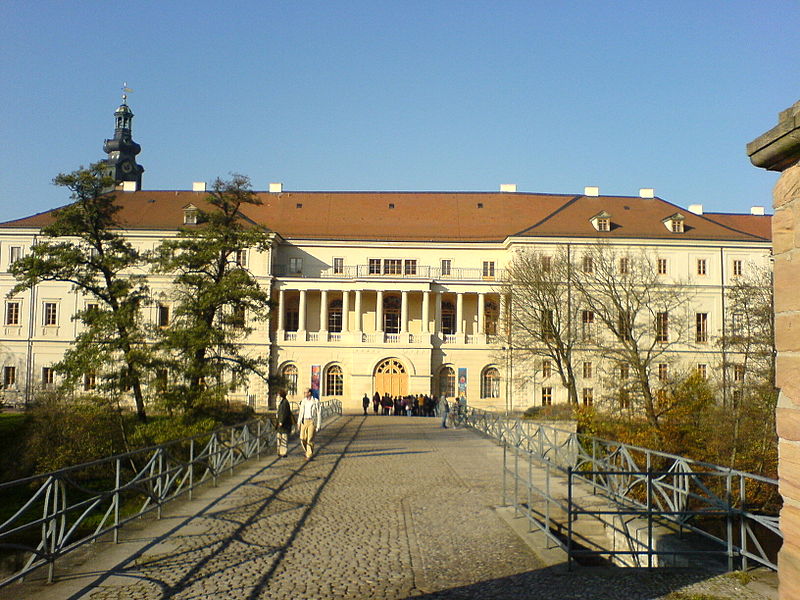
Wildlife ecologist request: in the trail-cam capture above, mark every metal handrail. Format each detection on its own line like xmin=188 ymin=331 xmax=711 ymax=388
xmin=461 ymin=406 xmax=781 ymax=571
xmin=0 ymin=399 xmax=342 ymax=587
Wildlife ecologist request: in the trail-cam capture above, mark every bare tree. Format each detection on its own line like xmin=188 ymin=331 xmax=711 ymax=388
xmin=502 ymin=247 xmax=580 ymax=404
xmin=571 ymin=243 xmax=693 ymax=431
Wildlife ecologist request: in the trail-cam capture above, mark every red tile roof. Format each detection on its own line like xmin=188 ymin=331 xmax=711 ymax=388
xmin=0 ymin=190 xmax=772 ymax=243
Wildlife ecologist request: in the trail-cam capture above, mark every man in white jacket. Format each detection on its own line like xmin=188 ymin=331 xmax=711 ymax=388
xmin=298 ymin=388 xmax=320 ymax=459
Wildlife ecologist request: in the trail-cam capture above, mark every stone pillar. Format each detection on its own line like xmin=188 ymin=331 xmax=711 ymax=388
xmin=401 ymin=290 xmax=408 ymax=333
xmin=277 ymin=288 xmax=285 ymax=332
xmin=747 ymin=100 xmax=800 ymax=600
xmin=376 ymin=290 xmax=384 ymax=333
xmin=422 ymin=291 xmax=430 ymax=334
xmin=478 ymin=292 xmax=486 ymax=335
xmin=342 ymin=290 xmax=349 ymax=332
xmin=298 ymin=290 xmax=307 ymax=334
xmin=435 ymin=291 xmax=442 ymax=335
xmin=319 ymin=289 xmax=328 ymax=334
xmin=456 ymin=292 xmax=464 ymax=340
xmin=355 ymin=290 xmax=362 ymax=333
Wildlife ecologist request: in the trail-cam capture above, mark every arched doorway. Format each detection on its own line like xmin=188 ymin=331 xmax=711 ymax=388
xmin=374 ymin=358 xmax=408 ymax=398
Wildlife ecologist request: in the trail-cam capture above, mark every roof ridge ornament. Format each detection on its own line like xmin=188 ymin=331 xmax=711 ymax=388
xmin=121 ymin=82 xmax=133 ymax=104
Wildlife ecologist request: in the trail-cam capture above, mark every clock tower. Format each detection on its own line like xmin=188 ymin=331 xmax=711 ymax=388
xmin=103 ymin=88 xmax=144 ymax=189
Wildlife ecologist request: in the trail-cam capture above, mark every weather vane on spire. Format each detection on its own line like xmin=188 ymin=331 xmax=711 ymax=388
xmin=121 ymin=82 xmax=133 ymax=103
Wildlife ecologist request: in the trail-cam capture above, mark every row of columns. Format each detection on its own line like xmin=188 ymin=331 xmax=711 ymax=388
xmin=276 ymin=289 xmax=495 ymax=335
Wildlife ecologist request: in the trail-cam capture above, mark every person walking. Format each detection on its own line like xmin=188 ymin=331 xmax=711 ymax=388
xmin=276 ymin=390 xmax=295 ymax=458
xmin=372 ymin=391 xmax=380 ymax=414
xmin=438 ymin=395 xmax=450 ymax=428
xmin=298 ymin=388 xmax=320 ymax=459
xmin=362 ymin=393 xmax=370 ymax=416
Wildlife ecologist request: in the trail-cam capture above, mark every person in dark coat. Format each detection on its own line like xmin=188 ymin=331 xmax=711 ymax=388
xmin=276 ymin=391 xmax=295 ymax=458
xmin=373 ymin=391 xmax=380 ymax=414
xmin=362 ymin=393 xmax=370 ymax=415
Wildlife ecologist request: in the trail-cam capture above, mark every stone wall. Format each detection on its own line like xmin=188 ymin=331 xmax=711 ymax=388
xmin=748 ymin=100 xmax=800 ymax=600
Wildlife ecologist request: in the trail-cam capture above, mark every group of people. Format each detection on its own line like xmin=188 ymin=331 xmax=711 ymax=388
xmin=276 ymin=388 xmax=320 ymax=460
xmin=362 ymin=392 xmax=441 ymax=417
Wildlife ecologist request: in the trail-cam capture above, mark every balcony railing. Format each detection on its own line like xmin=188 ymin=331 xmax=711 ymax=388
xmin=275 ymin=264 xmax=506 ymax=281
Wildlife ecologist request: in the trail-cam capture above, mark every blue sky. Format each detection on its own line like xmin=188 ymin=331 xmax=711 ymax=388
xmin=1 ymin=1 xmax=797 ymax=222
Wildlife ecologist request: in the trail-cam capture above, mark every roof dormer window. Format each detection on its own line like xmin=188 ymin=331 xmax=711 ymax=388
xmin=590 ymin=211 xmax=612 ymax=232
xmin=663 ymin=213 xmax=685 ymax=234
xmin=183 ymin=204 xmax=199 ymax=225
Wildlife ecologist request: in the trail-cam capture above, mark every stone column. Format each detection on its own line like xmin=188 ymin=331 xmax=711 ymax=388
xmin=422 ymin=290 xmax=430 ymax=334
xmin=298 ymin=290 xmax=307 ymax=334
xmin=342 ymin=290 xmax=349 ymax=332
xmin=478 ymin=292 xmax=486 ymax=334
xmin=277 ymin=288 xmax=285 ymax=332
xmin=747 ymin=100 xmax=800 ymax=600
xmin=319 ymin=289 xmax=328 ymax=335
xmin=401 ymin=290 xmax=408 ymax=333
xmin=435 ymin=291 xmax=442 ymax=336
xmin=456 ymin=292 xmax=464 ymax=335
xmin=376 ymin=290 xmax=384 ymax=333
xmin=355 ymin=290 xmax=363 ymax=334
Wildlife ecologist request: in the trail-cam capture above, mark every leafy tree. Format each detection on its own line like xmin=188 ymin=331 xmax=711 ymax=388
xmin=152 ymin=174 xmax=273 ymax=414
xmin=503 ymin=247 xmax=580 ymax=404
xmin=10 ymin=163 xmax=151 ymax=420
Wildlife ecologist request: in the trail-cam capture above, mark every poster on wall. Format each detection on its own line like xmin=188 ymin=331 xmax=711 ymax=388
xmin=310 ymin=365 xmax=321 ymax=399
xmin=458 ymin=367 xmax=467 ymax=398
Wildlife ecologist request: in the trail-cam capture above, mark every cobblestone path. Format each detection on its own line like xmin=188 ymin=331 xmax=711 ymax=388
xmin=5 ymin=415 xmax=773 ymax=599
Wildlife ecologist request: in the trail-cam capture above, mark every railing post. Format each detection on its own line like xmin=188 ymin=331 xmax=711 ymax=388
xmin=257 ymin=420 xmax=262 ymax=459
xmin=502 ymin=442 xmax=508 ymax=506
xmin=726 ymin=472 xmax=734 ymax=571
xmin=514 ymin=442 xmax=519 ymax=516
xmin=567 ymin=467 xmax=573 ymax=572
xmin=545 ymin=460 xmax=551 ymax=548
xmin=527 ymin=446 xmax=532 ymax=531
xmin=740 ymin=474 xmax=748 ymax=571
xmin=157 ymin=449 xmax=163 ymax=520
xmin=647 ymin=468 xmax=653 ymax=569
xmin=592 ymin=438 xmax=597 ymax=494
xmin=212 ymin=435 xmax=219 ymax=487
xmin=114 ymin=458 xmax=121 ymax=544
xmin=189 ymin=439 xmax=195 ymax=500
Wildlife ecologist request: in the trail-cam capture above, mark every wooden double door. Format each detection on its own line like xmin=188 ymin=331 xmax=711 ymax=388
xmin=374 ymin=358 xmax=408 ymax=398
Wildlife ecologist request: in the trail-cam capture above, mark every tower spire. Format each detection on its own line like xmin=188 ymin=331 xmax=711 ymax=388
xmin=103 ymin=84 xmax=144 ymax=189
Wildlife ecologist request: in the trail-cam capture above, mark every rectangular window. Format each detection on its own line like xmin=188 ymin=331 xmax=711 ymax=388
xmin=5 ymin=301 xmax=20 ymax=326
xmin=3 ymin=366 xmax=16 ymax=389
xmin=734 ymin=365 xmax=745 ymax=382
xmin=597 ymin=218 xmax=609 ymax=232
xmin=232 ymin=306 xmax=246 ymax=329
xmin=619 ymin=257 xmax=629 ymax=275
xmin=368 ymin=258 xmax=381 ymax=275
xmin=541 ymin=309 xmax=555 ymax=340
xmin=155 ymin=368 xmax=168 ymax=390
xmin=9 ymin=246 xmax=22 ymax=266
xmin=697 ymin=258 xmax=707 ymax=275
xmin=404 ymin=259 xmax=417 ymax=275
xmin=583 ymin=361 xmax=593 ymax=379
xmin=384 ymin=259 xmax=402 ymax=275
xmin=289 ymin=257 xmax=303 ymax=273
xmin=695 ymin=312 xmax=708 ymax=343
xmin=581 ymin=310 xmax=594 ymax=340
xmin=482 ymin=261 xmax=495 ymax=278
xmin=42 ymin=366 xmax=54 ymax=387
xmin=84 ymin=372 xmax=96 ymax=391
xmin=697 ymin=364 xmax=707 ymax=379
xmin=582 ymin=256 xmax=593 ymax=273
xmin=731 ymin=312 xmax=742 ymax=335
xmin=285 ymin=309 xmax=299 ymax=332
xmin=655 ymin=311 xmax=669 ymax=343
xmin=619 ymin=389 xmax=630 ymax=409
xmin=333 ymin=257 xmax=344 ymax=274
xmin=618 ymin=310 xmax=631 ymax=338
xmin=733 ymin=389 xmax=744 ymax=405
xmin=618 ymin=363 xmax=629 ymax=379
xmin=158 ymin=304 xmax=170 ymax=327
xmin=542 ymin=360 xmax=551 ymax=378
xmin=542 ymin=256 xmax=552 ymax=272
xmin=658 ymin=363 xmax=668 ymax=381
xmin=733 ymin=260 xmax=743 ymax=277
xmin=542 ymin=387 xmax=552 ymax=406
xmin=582 ymin=388 xmax=593 ymax=406
xmin=43 ymin=302 xmax=58 ymax=326
xmin=440 ymin=259 xmax=452 ymax=276
xmin=657 ymin=258 xmax=668 ymax=275
xmin=235 ymin=249 xmax=248 ymax=267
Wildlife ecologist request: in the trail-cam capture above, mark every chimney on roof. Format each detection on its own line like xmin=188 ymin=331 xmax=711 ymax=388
xmin=751 ymin=206 xmax=766 ymax=215
xmin=192 ymin=181 xmax=206 ymax=192
xmin=584 ymin=186 xmax=600 ymax=197
xmin=639 ymin=188 xmax=655 ymax=199
xmin=122 ymin=181 xmax=138 ymax=192
xmin=269 ymin=182 xmax=283 ymax=193
xmin=688 ymin=204 xmax=704 ymax=215
xmin=499 ymin=183 xmax=517 ymax=192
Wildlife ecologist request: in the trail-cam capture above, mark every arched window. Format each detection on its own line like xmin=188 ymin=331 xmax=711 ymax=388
xmin=441 ymin=301 xmax=455 ymax=334
xmin=325 ymin=365 xmax=343 ymax=396
xmin=481 ymin=367 xmax=500 ymax=398
xmin=328 ymin=299 xmax=343 ymax=332
xmin=439 ymin=366 xmax=455 ymax=398
xmin=484 ymin=300 xmax=498 ymax=335
xmin=384 ymin=295 xmax=401 ymax=333
xmin=281 ymin=364 xmax=298 ymax=396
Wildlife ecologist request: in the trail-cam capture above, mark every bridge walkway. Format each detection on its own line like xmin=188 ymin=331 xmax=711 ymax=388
xmin=2 ymin=414 xmax=772 ymax=599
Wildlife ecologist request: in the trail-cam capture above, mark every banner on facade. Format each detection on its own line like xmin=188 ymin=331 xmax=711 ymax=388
xmin=458 ymin=367 xmax=467 ymax=398
xmin=310 ymin=365 xmax=321 ymax=399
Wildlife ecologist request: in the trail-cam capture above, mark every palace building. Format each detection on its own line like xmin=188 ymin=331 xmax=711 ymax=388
xmin=0 ymin=101 xmax=773 ymax=412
